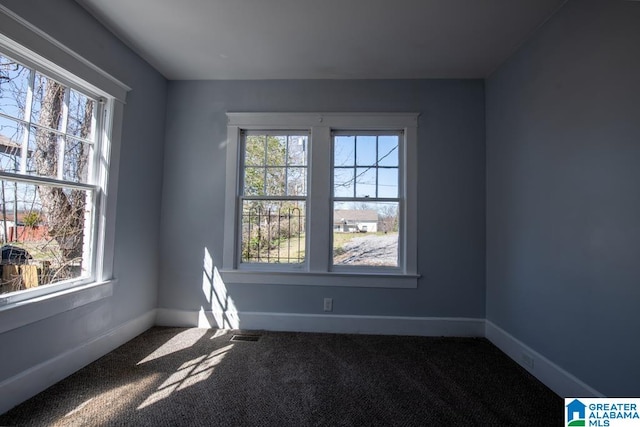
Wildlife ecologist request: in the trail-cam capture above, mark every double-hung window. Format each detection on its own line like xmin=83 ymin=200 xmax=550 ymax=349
xmin=223 ymin=113 xmax=418 ymax=288
xmin=0 ymin=12 xmax=127 ymax=311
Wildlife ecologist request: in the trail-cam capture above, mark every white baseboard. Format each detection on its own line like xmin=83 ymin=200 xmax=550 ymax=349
xmin=159 ymin=311 xmax=604 ymax=397
xmin=485 ymin=320 xmax=603 ymax=398
xmin=155 ymin=308 xmax=485 ymax=337
xmin=0 ymin=309 xmax=156 ymax=415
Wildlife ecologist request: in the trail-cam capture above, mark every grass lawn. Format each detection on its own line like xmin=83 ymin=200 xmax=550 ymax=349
xmin=6 ymin=240 xmax=62 ymax=263
xmin=263 ymin=234 xmax=306 ymax=263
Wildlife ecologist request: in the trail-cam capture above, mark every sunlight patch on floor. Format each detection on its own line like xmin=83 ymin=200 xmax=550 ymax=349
xmin=211 ymin=329 xmax=228 ymax=339
xmin=137 ymin=329 xmax=209 ymax=365
xmin=136 ymin=344 xmax=233 ymax=410
xmin=64 ymin=397 xmax=94 ymax=418
xmin=61 ymin=374 xmax=161 ymax=423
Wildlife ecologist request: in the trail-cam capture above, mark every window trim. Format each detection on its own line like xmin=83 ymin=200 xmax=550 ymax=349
xmin=0 ymin=6 xmax=128 ymax=322
xmin=223 ymin=113 xmax=419 ymax=288
xmin=0 ymin=5 xmax=130 ymax=102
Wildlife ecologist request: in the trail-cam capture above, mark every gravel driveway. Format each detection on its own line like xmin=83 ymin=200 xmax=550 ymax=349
xmin=333 ymin=233 xmax=398 ymax=266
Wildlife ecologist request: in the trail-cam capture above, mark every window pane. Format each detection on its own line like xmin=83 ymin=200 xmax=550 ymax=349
xmin=64 ymin=137 xmax=93 ymax=183
xmin=287 ymin=135 xmax=307 ymax=166
xmin=355 ymin=135 xmax=376 ymax=166
xmin=333 ymin=201 xmax=398 ymax=267
xmin=287 ymin=167 xmax=306 ymax=196
xmin=265 ymin=135 xmax=286 ymax=166
xmin=0 ymin=54 xmax=30 ymax=120
xmin=378 ymin=135 xmax=399 ymax=167
xmin=26 ymin=125 xmax=60 ymax=179
xmin=67 ymin=89 xmax=95 ymax=141
xmin=334 ymin=167 xmax=354 ymax=198
xmin=241 ymin=199 xmax=305 ymax=264
xmin=355 ymin=167 xmax=376 ymax=198
xmin=31 ymin=73 xmax=66 ymax=132
xmin=265 ymin=167 xmax=286 ymax=196
xmin=334 ymin=135 xmax=354 ymax=166
xmin=0 ymin=116 xmax=24 ymax=173
xmin=0 ymin=181 xmax=93 ymax=296
xmin=243 ymin=167 xmax=265 ymax=196
xmin=244 ymin=135 xmax=265 ymax=166
xmin=378 ymin=167 xmax=398 ymax=198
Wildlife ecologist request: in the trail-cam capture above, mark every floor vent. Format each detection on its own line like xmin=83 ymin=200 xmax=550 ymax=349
xmin=230 ymin=334 xmax=261 ymax=342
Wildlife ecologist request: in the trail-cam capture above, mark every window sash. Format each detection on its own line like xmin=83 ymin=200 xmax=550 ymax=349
xmin=0 ymin=48 xmax=104 ymax=185
xmin=330 ymin=131 xmax=404 ymax=272
xmin=238 ymin=131 xmax=309 ymax=268
xmin=0 ymin=178 xmax=100 ymax=299
xmin=240 ymin=131 xmax=309 ymax=196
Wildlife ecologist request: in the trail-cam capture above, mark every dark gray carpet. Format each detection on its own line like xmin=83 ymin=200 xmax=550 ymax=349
xmin=0 ymin=328 xmax=563 ymax=426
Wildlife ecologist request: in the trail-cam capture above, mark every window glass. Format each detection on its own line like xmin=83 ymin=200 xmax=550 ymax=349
xmin=332 ymin=133 xmax=401 ymax=268
xmin=241 ymin=199 xmax=306 ymax=264
xmin=332 ymin=201 xmax=399 ymax=267
xmin=240 ymin=133 xmax=308 ymax=265
xmin=0 ymin=56 xmax=29 ymax=120
xmin=377 ymin=135 xmax=399 ymax=167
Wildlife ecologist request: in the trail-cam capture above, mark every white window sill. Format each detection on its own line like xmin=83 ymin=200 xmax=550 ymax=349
xmin=220 ymin=270 xmax=419 ymax=288
xmin=0 ymin=280 xmax=116 ymax=334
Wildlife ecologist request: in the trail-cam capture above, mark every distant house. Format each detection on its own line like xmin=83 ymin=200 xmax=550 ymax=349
xmin=0 ymin=213 xmax=48 ymax=242
xmin=334 ymin=209 xmax=378 ymax=233
xmin=0 ymin=134 xmax=23 ymax=155
xmin=0 ymin=134 xmax=31 ymax=166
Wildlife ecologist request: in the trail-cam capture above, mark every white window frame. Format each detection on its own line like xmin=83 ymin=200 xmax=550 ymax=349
xmin=0 ymin=6 xmax=129 ymax=332
xmin=223 ymin=113 xmax=419 ymax=288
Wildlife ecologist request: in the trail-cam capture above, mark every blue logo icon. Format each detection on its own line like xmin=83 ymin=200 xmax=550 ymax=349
xmin=567 ymin=399 xmax=586 ymax=426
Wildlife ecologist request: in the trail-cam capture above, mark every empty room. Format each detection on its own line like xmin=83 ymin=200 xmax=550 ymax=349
xmin=0 ymin=0 xmax=638 ymax=425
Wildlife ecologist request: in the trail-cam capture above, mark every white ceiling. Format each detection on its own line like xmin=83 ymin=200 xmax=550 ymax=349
xmin=75 ymin=0 xmax=566 ymax=80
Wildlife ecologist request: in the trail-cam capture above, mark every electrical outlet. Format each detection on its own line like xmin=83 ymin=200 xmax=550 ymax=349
xmin=323 ymin=297 xmax=333 ymax=312
xmin=522 ymin=353 xmax=535 ymax=370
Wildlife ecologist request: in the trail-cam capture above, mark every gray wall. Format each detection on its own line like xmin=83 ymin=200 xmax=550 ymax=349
xmin=0 ymin=0 xmax=166 ymax=381
xmin=486 ymin=0 xmax=640 ymax=396
xmin=160 ymin=80 xmax=486 ymax=318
